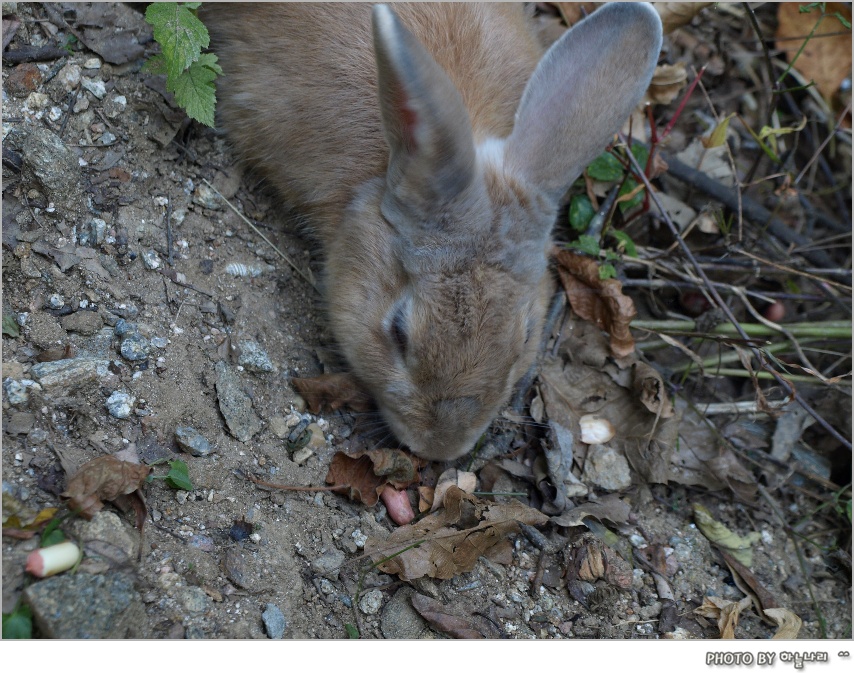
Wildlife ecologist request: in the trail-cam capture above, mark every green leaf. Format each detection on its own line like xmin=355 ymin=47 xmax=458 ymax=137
xmin=599 ymin=263 xmax=617 ymax=280
xmin=586 ymin=152 xmax=624 ymax=182
xmin=703 ymin=112 xmax=736 ymax=149
xmin=610 ymin=230 xmax=637 ymax=257
xmin=630 ymin=142 xmax=649 ymax=168
xmin=617 ymin=178 xmax=645 ymax=213
xmin=345 ymin=623 xmax=360 ymax=639
xmin=145 ymin=3 xmax=209 ymax=83
xmin=568 ymin=195 xmax=595 ymax=232
xmin=169 ymin=53 xmax=219 ymax=127
xmin=142 ymin=53 xmax=168 ymax=76
xmin=165 ymin=459 xmax=194 ymax=491
xmin=41 ymin=529 xmax=66 ymax=547
xmin=3 ymin=312 xmax=20 ymax=337
xmin=568 ymin=234 xmax=600 ymax=257
xmin=2 ymin=605 xmax=32 ymax=639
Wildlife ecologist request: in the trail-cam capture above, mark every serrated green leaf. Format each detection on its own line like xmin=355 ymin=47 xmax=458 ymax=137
xmin=169 ymin=54 xmax=219 ymax=127
xmin=3 ymin=312 xmax=20 ymax=337
xmin=587 ymin=152 xmax=624 ymax=182
xmin=165 ymin=459 xmax=194 ymax=491
xmin=145 ymin=3 xmax=209 ymax=83
xmin=142 ymin=53 xmax=168 ymax=76
xmin=2 ymin=605 xmax=32 ymax=639
xmin=599 ymin=263 xmax=617 ymax=280
xmin=568 ymin=195 xmax=595 ymax=232
xmin=610 ymin=230 xmax=637 ymax=257
xmin=568 ymin=234 xmax=600 ymax=257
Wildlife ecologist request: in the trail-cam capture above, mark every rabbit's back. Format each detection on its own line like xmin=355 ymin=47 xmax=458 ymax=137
xmin=203 ymin=3 xmax=542 ymax=231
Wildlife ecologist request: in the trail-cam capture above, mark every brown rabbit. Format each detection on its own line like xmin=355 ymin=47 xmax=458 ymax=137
xmin=202 ymin=3 xmax=662 ymax=461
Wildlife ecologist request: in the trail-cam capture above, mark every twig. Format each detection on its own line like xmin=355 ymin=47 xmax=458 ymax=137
xmin=794 ymin=101 xmax=853 ymax=186
xmin=202 ymin=178 xmax=318 ymax=292
xmin=2 ymin=45 xmax=68 ymax=63
xmin=626 ymin=149 xmax=852 ymax=451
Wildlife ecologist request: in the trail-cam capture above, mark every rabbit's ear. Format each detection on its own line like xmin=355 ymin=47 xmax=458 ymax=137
xmin=372 ymin=4 xmax=477 ymax=224
xmin=505 ymin=2 xmax=662 ymax=204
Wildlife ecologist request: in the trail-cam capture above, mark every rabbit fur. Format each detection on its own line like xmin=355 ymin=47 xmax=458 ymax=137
xmin=202 ymin=3 xmax=662 ymax=461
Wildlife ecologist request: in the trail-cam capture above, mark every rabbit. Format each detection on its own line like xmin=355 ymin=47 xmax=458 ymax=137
xmin=201 ymin=3 xmax=662 ymax=461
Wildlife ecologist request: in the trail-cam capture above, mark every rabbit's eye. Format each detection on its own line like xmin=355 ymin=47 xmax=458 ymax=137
xmin=389 ymin=308 xmax=409 ymax=358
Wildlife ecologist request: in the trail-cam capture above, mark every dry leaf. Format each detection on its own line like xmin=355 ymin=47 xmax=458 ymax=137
xmin=655 ymin=2 xmax=714 ymax=33
xmin=410 ymin=594 xmax=487 ymax=639
xmin=365 ymin=486 xmax=548 ymax=580
xmin=291 ymin=372 xmax=373 ymax=414
xmin=61 ymin=455 xmax=151 ymax=520
xmin=765 ymin=608 xmax=803 ymax=639
xmin=693 ymin=504 xmax=761 ymax=567
xmin=431 ymin=468 xmax=477 ymax=512
xmin=695 ymin=595 xmax=753 ymax=639
xmin=553 ymin=248 xmax=637 ymax=358
xmin=776 ymin=3 xmax=852 ymax=100
xmin=324 ymin=448 xmax=421 ymax=507
xmin=718 ymin=548 xmax=780 ymax=623
xmin=550 ymin=494 xmax=631 ymax=528
xmin=647 ymin=62 xmax=688 ymax=105
xmin=551 ymin=2 xmax=600 ymax=27
xmin=632 ymin=361 xmax=675 ymax=418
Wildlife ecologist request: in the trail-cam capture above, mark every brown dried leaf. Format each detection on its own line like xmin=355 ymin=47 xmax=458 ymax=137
xmin=410 ymin=594 xmax=487 ymax=639
xmin=291 ymin=372 xmax=373 ymax=414
xmin=647 ymin=62 xmax=688 ymax=106
xmin=719 ymin=548 xmax=780 ymax=622
xmin=550 ymin=494 xmax=631 ymax=528
xmin=365 ymin=486 xmax=547 ymax=580
xmin=61 ymin=455 xmax=151 ymax=520
xmin=765 ymin=608 xmax=802 ymax=639
xmin=554 ymin=248 xmax=637 ymax=358
xmin=694 ymin=595 xmax=752 ymax=639
xmin=776 ymin=3 xmax=852 ymax=100
xmin=632 ymin=361 xmax=675 ymax=418
xmin=431 ymin=468 xmax=477 ymax=512
xmin=324 ymin=448 xmax=421 ymax=507
xmin=655 ymin=3 xmax=714 ymax=34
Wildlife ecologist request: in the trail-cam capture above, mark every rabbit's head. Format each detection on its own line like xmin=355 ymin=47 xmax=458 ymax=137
xmin=325 ymin=4 xmax=662 ymax=461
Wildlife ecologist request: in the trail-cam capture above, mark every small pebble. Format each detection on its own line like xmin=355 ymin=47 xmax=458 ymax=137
xmin=262 ymin=603 xmax=287 ymax=639
xmin=105 ymin=391 xmax=134 ymax=419
xmin=175 ymin=426 xmax=215 ymax=457
xmin=359 ymin=589 xmax=383 ymax=615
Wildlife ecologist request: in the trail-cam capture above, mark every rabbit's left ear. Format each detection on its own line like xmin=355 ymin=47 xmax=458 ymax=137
xmin=372 ymin=4 xmax=477 ymax=225
xmin=504 ymin=2 xmax=662 ymax=204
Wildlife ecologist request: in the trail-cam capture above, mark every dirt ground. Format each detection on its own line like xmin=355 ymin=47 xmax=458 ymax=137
xmin=2 ymin=3 xmax=851 ymax=642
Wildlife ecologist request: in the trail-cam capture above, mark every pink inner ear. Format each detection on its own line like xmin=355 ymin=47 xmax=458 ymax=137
xmin=393 ymin=89 xmax=419 ymax=153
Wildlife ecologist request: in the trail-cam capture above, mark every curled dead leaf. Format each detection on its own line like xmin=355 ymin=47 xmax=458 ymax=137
xmin=365 ymin=486 xmax=547 ymax=581
xmin=632 ymin=361 xmax=675 ymax=418
xmin=431 ymin=468 xmax=477 ymax=512
xmin=324 ymin=448 xmax=421 ymax=507
xmin=553 ymin=248 xmax=637 ymax=358
xmin=655 ymin=2 xmax=714 ymax=33
xmin=410 ymin=594 xmax=488 ymax=639
xmin=647 ymin=62 xmax=688 ymax=106
xmin=61 ymin=455 xmax=151 ymax=520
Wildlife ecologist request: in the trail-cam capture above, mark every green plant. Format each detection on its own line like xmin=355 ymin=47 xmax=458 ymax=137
xmin=144 ymin=2 xmax=219 ymax=127
xmin=148 ymin=459 xmax=194 ymax=491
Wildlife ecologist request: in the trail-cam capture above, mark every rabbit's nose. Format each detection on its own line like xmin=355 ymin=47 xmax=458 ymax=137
xmin=433 ymin=396 xmax=481 ymax=424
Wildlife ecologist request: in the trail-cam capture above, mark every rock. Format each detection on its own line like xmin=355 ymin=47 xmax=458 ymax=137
xmin=4 ymin=124 xmax=83 ymax=213
xmin=581 ymin=445 xmax=632 ymax=491
xmin=358 ymin=589 xmax=384 ymax=615
xmin=73 ymin=511 xmax=138 ymax=566
xmin=60 ymin=310 xmax=104 ymax=336
xmin=119 ymin=332 xmax=150 ymax=361
xmin=269 ymin=416 xmax=289 ymax=439
xmin=310 ymin=548 xmax=345 ymax=580
xmin=6 ymin=63 xmax=43 ymax=97
xmin=262 ymin=603 xmax=287 ymax=639
xmin=31 ymin=357 xmax=110 ymax=389
xmin=23 ymin=572 xmax=148 ymax=638
xmin=237 ymin=340 xmax=275 ymax=373
xmin=175 ymin=426 xmax=215 ymax=457
xmin=105 ymin=390 xmax=134 ymax=419
xmin=57 ymin=63 xmax=82 ymax=92
xmin=177 ymin=586 xmax=210 ymax=614
xmin=193 ymin=183 xmax=221 ymax=210
xmin=81 ymin=76 xmax=107 ymax=99
xmin=3 ymin=378 xmax=40 ymax=406
xmin=23 ymin=311 xmax=66 ymax=350
xmin=215 ymin=361 xmax=261 ymax=442
xmin=381 ymin=587 xmax=430 ymax=639
xmin=5 ymin=411 xmax=35 ymax=435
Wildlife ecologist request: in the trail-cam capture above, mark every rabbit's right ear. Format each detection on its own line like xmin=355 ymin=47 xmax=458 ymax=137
xmin=505 ymin=3 xmax=662 ymax=204
xmin=372 ymin=4 xmax=478 ymax=230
